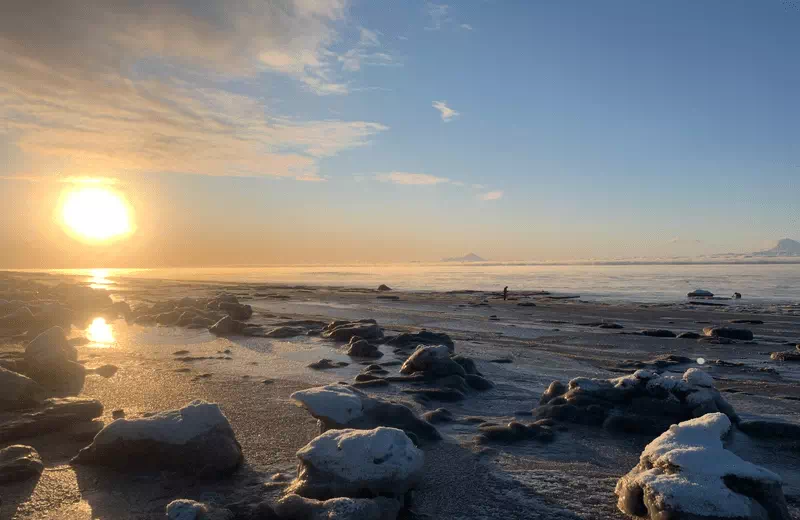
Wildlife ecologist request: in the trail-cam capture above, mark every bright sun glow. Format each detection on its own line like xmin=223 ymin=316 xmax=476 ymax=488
xmin=87 ymin=317 xmax=115 ymax=345
xmin=61 ymin=186 xmax=134 ymax=241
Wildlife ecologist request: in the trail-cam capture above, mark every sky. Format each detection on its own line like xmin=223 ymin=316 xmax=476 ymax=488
xmin=1 ymin=0 xmax=798 ymax=268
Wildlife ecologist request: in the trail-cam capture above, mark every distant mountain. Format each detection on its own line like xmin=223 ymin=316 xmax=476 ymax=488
xmin=441 ymin=253 xmax=486 ymax=262
xmin=753 ymin=238 xmax=800 ymax=257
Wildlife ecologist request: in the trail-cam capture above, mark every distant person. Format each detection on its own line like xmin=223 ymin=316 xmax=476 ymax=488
xmin=503 ymin=286 xmax=509 ymax=300
xmin=734 ymin=292 xmax=742 ymax=299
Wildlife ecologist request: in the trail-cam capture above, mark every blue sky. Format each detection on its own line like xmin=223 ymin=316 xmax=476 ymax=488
xmin=0 ymin=0 xmax=798 ymax=267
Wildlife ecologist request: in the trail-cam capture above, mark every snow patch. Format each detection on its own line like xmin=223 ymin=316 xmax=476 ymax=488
xmin=291 ymin=385 xmax=365 ymax=425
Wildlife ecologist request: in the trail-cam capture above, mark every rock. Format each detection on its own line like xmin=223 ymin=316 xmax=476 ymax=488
xmin=291 ymin=385 xmax=440 ymax=441
xmin=402 ymin=388 xmax=465 ymax=402
xmin=264 ymin=326 xmax=307 ymax=338
xmin=677 ymin=331 xmax=703 ymax=339
xmin=540 ymin=381 xmax=568 ymax=405
xmin=90 ymin=364 xmax=118 ymax=378
xmin=345 ymin=337 xmax=383 ymax=358
xmin=112 ymin=409 xmax=125 ymax=419
xmin=72 ymin=400 xmax=242 ymax=477
xmin=639 ymin=329 xmax=676 ymax=338
xmin=275 ymin=494 xmax=401 ymax=520
xmin=616 ymin=413 xmax=790 ymax=520
xmin=0 ymin=366 xmax=44 ymax=411
xmin=703 ymin=327 xmax=754 ymax=341
xmin=534 ymin=368 xmax=738 ymax=436
xmin=377 ymin=284 xmax=392 ymax=292
xmin=166 ymin=499 xmax=234 ymax=520
xmin=0 ymin=306 xmax=35 ymax=330
xmin=738 ymin=419 xmax=800 ymax=439
xmin=464 ymin=374 xmax=494 ymax=390
xmin=618 ymin=354 xmax=693 ymax=371
xmin=0 ymin=445 xmax=43 ymax=484
xmin=489 ymin=357 xmax=513 ymax=364
xmin=287 ymin=427 xmax=424 ymax=500
xmin=451 ymin=355 xmax=481 ymax=375
xmin=209 ymin=316 xmax=235 ymax=336
xmin=771 ymin=350 xmax=800 ymax=361
xmin=24 ymin=326 xmax=85 ymax=394
xmin=322 ymin=320 xmax=383 ymax=342
xmin=352 ymin=379 xmax=390 ymax=388
xmin=0 ymin=397 xmax=103 ymax=442
xmin=219 ymin=302 xmax=252 ymax=321
xmin=308 ymin=359 xmax=349 ymax=370
xmin=730 ymin=319 xmax=764 ymax=325
xmin=400 ymin=345 xmax=465 ymax=378
xmin=517 ymin=302 xmax=537 ymax=307
xmin=475 ymin=420 xmax=554 ymax=445
xmin=422 ymin=408 xmax=453 ymax=424
xmin=688 ymin=289 xmax=714 ymax=298
xmin=64 ymin=419 xmax=105 ymax=441
xmin=385 ymin=331 xmax=454 ymax=351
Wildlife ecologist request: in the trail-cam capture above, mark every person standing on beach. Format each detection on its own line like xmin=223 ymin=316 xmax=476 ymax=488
xmin=503 ymin=286 xmax=509 ymax=300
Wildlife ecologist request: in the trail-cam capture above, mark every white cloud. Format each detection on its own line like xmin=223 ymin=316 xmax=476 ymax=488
xmin=0 ymin=1 xmax=391 ymax=180
xmin=460 ymin=24 xmax=474 ymax=30
xmin=375 ymin=172 xmax=450 ymax=185
xmin=432 ymin=100 xmax=460 ymax=122
xmin=480 ymin=190 xmax=504 ymax=201
xmin=425 ymin=3 xmax=450 ymax=30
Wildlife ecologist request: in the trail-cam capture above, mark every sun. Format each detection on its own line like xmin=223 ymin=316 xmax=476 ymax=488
xmin=60 ymin=186 xmax=135 ymax=242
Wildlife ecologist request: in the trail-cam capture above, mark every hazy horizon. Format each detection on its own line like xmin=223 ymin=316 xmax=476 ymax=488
xmin=1 ymin=1 xmax=798 ymax=268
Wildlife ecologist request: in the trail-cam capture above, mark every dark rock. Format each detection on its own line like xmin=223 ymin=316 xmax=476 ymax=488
xmin=489 ymin=357 xmax=513 ymax=364
xmin=219 ymin=301 xmax=252 ymax=321
xmin=0 ymin=397 xmax=103 ymax=442
xmin=422 ymin=408 xmax=453 ymax=424
xmin=172 ymin=350 xmax=190 ymax=355
xmin=617 ymin=354 xmax=693 ymax=371
xmin=308 ymin=359 xmax=349 ymax=370
xmin=291 ymin=385 xmax=441 ymax=441
xmin=90 ymin=364 xmax=118 ymax=378
xmin=703 ymin=327 xmax=754 ymax=341
xmin=0 ymin=445 xmax=43 ymax=484
xmin=517 ymin=302 xmax=537 ymax=307
xmin=738 ymin=419 xmax=800 ymax=439
xmin=24 ymin=326 xmax=85 ymax=394
xmin=476 ymin=419 xmax=554 ymax=445
xmin=730 ymin=319 xmax=764 ymax=325
xmin=770 ymin=350 xmax=800 ymax=362
xmin=687 ymin=289 xmax=714 ymax=298
xmin=73 ymin=400 xmax=241 ymax=478
xmin=377 ymin=284 xmax=392 ymax=291
xmin=465 ymin=374 xmax=494 ymax=390
xmin=0 ymin=366 xmax=44 ymax=411
xmin=539 ymin=381 xmax=568 ymax=405
xmin=111 ymin=409 xmax=125 ymax=419
xmin=322 ymin=319 xmax=383 ymax=342
xmin=345 ymin=337 xmax=383 ymax=358
xmin=400 ymin=345 xmax=465 ymax=378
xmin=639 ymin=329 xmax=676 ymax=338
xmin=451 ymin=355 xmax=481 ymax=375
xmin=385 ymin=330 xmax=455 ymax=351
xmin=355 ymin=373 xmax=383 ymax=382
xmin=677 ymin=332 xmax=703 ymax=339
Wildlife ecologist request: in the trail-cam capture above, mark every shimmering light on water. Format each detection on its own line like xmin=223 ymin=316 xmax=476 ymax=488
xmin=89 ymin=268 xmax=113 ymax=290
xmin=87 ymin=317 xmax=114 ymax=345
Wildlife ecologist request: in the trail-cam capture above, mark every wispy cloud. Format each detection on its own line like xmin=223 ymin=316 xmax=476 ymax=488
xmin=460 ymin=24 xmax=474 ymax=31
xmin=432 ymin=101 xmax=460 ymax=122
xmin=0 ymin=1 xmax=390 ymax=181
xmin=375 ymin=172 xmax=451 ymax=185
xmin=425 ymin=3 xmax=450 ymax=30
xmin=338 ymin=27 xmax=398 ymax=72
xmin=480 ymin=190 xmax=504 ymax=201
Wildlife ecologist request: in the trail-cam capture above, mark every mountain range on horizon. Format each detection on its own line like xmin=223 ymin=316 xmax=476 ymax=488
xmin=441 ymin=253 xmax=486 ymax=262
xmin=752 ymin=238 xmax=800 ymax=257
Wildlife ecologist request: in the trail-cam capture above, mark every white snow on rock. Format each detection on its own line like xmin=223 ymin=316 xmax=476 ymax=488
xmin=288 ymin=427 xmax=424 ymax=499
xmin=291 ymin=385 xmax=365 ymax=425
xmin=616 ymin=413 xmax=789 ymax=520
xmin=683 ymin=367 xmax=715 ymax=388
xmin=166 ymin=500 xmax=207 ymax=520
xmin=92 ymin=400 xmax=229 ymax=446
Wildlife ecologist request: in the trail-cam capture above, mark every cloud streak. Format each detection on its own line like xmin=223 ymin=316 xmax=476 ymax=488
xmin=480 ymin=190 xmax=504 ymax=201
xmin=375 ymin=172 xmax=450 ymax=185
xmin=432 ymin=101 xmax=460 ymax=122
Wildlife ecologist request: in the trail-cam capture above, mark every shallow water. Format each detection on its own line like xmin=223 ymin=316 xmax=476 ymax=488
xmin=25 ymin=262 xmax=800 ymax=303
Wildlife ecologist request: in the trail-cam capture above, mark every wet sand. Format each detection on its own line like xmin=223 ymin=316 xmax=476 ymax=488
xmin=2 ymin=277 xmax=800 ymax=519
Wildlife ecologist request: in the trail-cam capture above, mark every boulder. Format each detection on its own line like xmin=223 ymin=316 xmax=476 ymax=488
xmin=291 ymin=385 xmax=440 ymax=441
xmin=219 ymin=302 xmax=252 ymax=321
xmin=166 ymin=499 xmax=234 ymax=520
xmin=616 ymin=413 xmax=789 ymax=520
xmin=770 ymin=350 xmax=800 ymax=362
xmin=0 ymin=397 xmax=103 ymax=442
xmin=345 ymin=338 xmax=383 ymax=359
xmin=386 ymin=330 xmax=455 ymax=351
xmin=24 ymin=326 xmax=85 ymax=394
xmin=209 ymin=316 xmax=246 ymax=336
xmin=72 ymin=400 xmax=242 ymax=477
xmin=475 ymin=419 xmax=554 ymax=445
xmin=0 ymin=445 xmax=44 ymax=484
xmin=0 ymin=306 xmax=35 ymax=330
xmin=703 ymin=327 xmax=754 ymax=341
xmin=0 ymin=366 xmax=44 ymax=411
xmin=688 ymin=289 xmax=714 ymax=298
xmin=275 ymin=494 xmax=401 ymax=520
xmin=287 ymin=427 xmax=424 ymax=500
xmin=677 ymin=331 xmax=703 ymax=339
xmin=400 ymin=345 xmax=465 ymax=378
xmin=377 ymin=284 xmax=392 ymax=292
xmin=308 ymin=359 xmax=349 ymax=370
xmin=422 ymin=408 xmax=453 ymax=424
xmin=639 ymin=329 xmax=676 ymax=338
xmin=535 ymin=368 xmax=738 ymax=436
xmin=465 ymin=374 xmax=494 ymax=390
xmin=322 ymin=320 xmax=383 ymax=342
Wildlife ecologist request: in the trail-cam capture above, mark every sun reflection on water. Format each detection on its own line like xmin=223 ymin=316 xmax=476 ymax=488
xmin=89 ymin=268 xmax=113 ymax=290
xmin=87 ymin=317 xmax=114 ymax=346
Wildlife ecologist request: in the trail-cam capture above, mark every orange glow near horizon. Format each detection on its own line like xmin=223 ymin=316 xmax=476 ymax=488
xmin=60 ymin=185 xmax=135 ymax=242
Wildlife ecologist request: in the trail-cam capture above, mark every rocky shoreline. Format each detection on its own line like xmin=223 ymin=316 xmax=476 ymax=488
xmin=1 ymin=270 xmax=799 ymax=519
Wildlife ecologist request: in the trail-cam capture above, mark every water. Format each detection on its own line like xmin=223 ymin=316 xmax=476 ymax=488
xmin=27 ymin=263 xmax=800 ymax=304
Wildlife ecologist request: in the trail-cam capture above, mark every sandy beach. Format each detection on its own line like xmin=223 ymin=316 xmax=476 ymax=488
xmin=2 ymin=272 xmax=800 ymax=519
